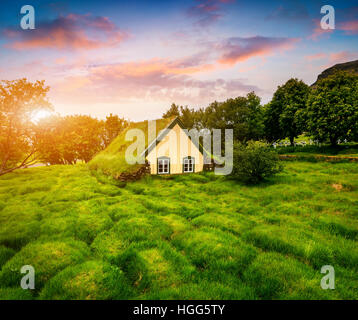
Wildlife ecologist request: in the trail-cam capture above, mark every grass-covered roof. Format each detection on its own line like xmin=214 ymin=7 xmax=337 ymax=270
xmin=89 ymin=117 xmax=175 ymax=178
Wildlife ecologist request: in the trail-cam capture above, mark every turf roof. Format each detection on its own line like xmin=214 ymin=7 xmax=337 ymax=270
xmin=88 ymin=117 xmax=176 ymax=178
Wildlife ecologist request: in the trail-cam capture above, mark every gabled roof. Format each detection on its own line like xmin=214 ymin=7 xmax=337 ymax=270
xmin=140 ymin=117 xmax=203 ymax=157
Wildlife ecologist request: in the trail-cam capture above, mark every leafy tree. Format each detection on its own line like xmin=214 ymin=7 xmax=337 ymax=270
xmin=203 ymin=100 xmax=227 ymax=132
xmin=35 ymin=115 xmax=65 ymax=165
xmin=162 ymin=103 xmax=199 ymax=129
xmin=230 ymin=92 xmax=264 ymax=141
xmin=179 ymin=106 xmax=197 ymax=130
xmin=231 ymin=141 xmax=283 ymax=184
xmin=104 ymin=113 xmax=128 ymax=147
xmin=264 ymin=78 xmax=310 ymax=145
xmin=0 ymin=79 xmax=52 ymax=176
xmin=36 ymin=115 xmax=105 ymax=164
xmin=306 ymin=71 xmax=358 ymax=146
xmin=203 ymin=92 xmax=264 ymax=142
xmin=263 ymin=101 xmax=285 ymax=143
xmin=162 ymin=103 xmax=180 ymax=118
xmin=71 ymin=115 xmax=106 ymax=163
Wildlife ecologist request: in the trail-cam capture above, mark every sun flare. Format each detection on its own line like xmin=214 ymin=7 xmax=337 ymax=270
xmin=31 ymin=110 xmax=53 ymax=122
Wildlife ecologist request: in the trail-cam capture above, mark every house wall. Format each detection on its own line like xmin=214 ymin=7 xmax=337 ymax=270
xmin=146 ymin=123 xmax=204 ymax=174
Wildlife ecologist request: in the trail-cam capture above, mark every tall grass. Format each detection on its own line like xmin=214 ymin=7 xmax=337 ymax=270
xmin=0 ymin=161 xmax=357 ymax=299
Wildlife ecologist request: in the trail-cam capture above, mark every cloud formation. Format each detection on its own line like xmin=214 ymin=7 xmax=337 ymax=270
xmin=217 ymin=36 xmax=299 ymax=65
xmin=304 ymin=51 xmax=358 ymax=65
xmin=266 ymin=4 xmax=310 ymax=21
xmin=3 ymin=14 xmax=126 ymax=50
xmin=52 ymin=56 xmax=260 ymax=110
xmin=339 ymin=20 xmax=358 ymax=35
xmin=304 ymin=53 xmax=326 ymax=61
xmin=187 ymin=0 xmax=233 ymax=26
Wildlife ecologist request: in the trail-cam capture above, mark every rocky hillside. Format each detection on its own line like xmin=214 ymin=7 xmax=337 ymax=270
xmin=313 ymin=59 xmax=358 ymax=85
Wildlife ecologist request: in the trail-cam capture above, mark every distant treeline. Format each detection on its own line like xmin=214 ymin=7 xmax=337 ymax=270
xmin=163 ymin=70 xmax=358 ymax=147
xmin=36 ymin=114 xmax=128 ymax=165
xmin=1 ymin=70 xmax=357 ymax=176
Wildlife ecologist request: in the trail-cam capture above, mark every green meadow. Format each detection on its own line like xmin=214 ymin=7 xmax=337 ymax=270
xmin=0 ymin=161 xmax=357 ymax=300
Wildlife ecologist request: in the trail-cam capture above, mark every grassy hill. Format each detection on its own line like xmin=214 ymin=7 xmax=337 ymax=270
xmin=312 ymin=59 xmax=358 ymax=85
xmin=0 ymin=162 xmax=357 ymax=299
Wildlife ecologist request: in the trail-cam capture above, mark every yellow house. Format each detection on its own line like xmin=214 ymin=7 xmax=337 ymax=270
xmin=142 ymin=117 xmax=204 ymax=175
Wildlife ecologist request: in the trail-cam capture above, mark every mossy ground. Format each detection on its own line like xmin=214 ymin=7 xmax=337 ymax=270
xmin=0 ymin=161 xmax=357 ymax=299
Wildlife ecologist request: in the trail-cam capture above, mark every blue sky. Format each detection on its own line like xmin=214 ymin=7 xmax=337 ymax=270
xmin=0 ymin=0 xmax=357 ymax=120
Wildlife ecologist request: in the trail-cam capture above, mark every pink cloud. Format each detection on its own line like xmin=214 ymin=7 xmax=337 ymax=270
xmin=92 ymin=58 xmax=214 ymax=79
xmin=187 ymin=0 xmax=234 ymax=26
xmin=338 ymin=20 xmax=358 ymax=34
xmin=328 ymin=51 xmax=358 ymax=64
xmin=308 ymin=19 xmax=333 ymax=40
xmin=3 ymin=14 xmax=126 ymax=50
xmin=304 ymin=53 xmax=327 ymax=62
xmin=217 ymin=36 xmax=299 ymax=65
xmin=308 ymin=17 xmax=358 ymax=40
xmin=50 ymin=54 xmax=260 ymax=112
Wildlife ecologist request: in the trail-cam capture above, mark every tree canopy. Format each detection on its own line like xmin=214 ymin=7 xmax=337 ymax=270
xmin=36 ymin=114 xmax=128 ymax=165
xmin=162 ymin=92 xmax=265 ymax=142
xmin=0 ymin=79 xmax=52 ymax=176
xmin=264 ymin=78 xmax=310 ymax=145
xmin=306 ymin=71 xmax=358 ymax=146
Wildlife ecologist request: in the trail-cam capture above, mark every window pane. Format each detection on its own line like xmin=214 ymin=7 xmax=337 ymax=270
xmin=158 ymin=159 xmax=164 ymax=173
xmin=158 ymin=159 xmax=170 ymax=173
xmin=164 ymin=160 xmax=169 ymax=173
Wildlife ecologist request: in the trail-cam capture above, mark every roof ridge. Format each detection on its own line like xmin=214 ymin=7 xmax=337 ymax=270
xmin=141 ymin=117 xmax=203 ymax=157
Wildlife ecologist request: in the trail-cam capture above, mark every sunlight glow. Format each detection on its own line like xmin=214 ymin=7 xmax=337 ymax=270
xmin=31 ymin=110 xmax=53 ymax=122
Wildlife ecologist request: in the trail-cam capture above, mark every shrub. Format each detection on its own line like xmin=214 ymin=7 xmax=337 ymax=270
xmin=232 ymin=141 xmax=283 ymax=184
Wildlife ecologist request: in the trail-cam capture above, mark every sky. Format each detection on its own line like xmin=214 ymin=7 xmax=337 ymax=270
xmin=0 ymin=0 xmax=358 ymax=121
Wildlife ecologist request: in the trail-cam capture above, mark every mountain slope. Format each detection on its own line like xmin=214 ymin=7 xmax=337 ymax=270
xmin=313 ymin=59 xmax=358 ymax=85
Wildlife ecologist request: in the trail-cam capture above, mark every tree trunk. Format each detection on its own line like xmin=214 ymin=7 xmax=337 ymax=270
xmin=330 ymin=137 xmax=338 ymax=147
xmin=0 ymin=151 xmax=37 ymax=176
xmin=290 ymin=136 xmax=294 ymax=146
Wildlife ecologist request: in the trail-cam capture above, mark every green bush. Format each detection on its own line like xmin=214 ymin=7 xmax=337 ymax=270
xmin=232 ymin=141 xmax=283 ymax=184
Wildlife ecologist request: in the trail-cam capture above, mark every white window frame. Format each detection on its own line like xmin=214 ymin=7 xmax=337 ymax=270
xmin=158 ymin=158 xmax=170 ymax=174
xmin=183 ymin=157 xmax=194 ymax=173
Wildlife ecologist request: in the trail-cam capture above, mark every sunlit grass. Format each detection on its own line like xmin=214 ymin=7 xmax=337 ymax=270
xmin=0 ymin=161 xmax=357 ymax=299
